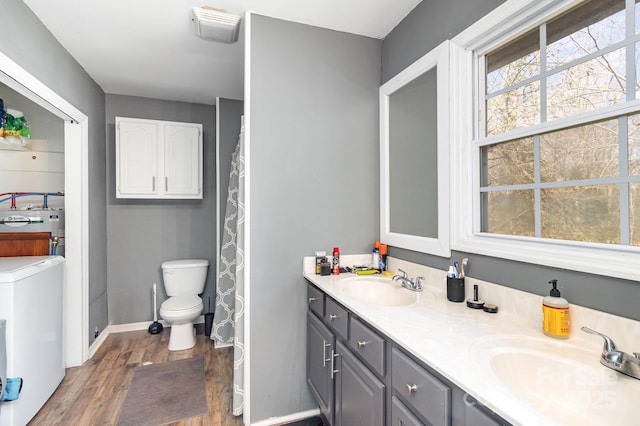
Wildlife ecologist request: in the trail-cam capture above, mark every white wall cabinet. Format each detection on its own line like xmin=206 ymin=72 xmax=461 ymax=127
xmin=116 ymin=117 xmax=203 ymax=199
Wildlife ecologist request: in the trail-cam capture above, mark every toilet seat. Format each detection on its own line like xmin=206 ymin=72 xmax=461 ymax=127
xmin=159 ymin=295 xmax=203 ymax=351
xmin=161 ymin=295 xmax=202 ymax=312
xmin=162 ymin=259 xmax=209 ymax=269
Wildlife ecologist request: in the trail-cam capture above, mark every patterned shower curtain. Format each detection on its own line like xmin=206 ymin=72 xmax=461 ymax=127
xmin=211 ymin=120 xmax=245 ymax=416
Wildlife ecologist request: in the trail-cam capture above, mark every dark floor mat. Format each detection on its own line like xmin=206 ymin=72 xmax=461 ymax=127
xmin=117 ymin=357 xmax=208 ymax=426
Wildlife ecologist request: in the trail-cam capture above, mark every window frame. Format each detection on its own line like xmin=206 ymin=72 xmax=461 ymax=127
xmin=450 ymin=0 xmax=640 ymax=281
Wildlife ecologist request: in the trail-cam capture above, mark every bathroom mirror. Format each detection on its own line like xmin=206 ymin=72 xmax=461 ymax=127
xmin=379 ymin=40 xmax=450 ymax=257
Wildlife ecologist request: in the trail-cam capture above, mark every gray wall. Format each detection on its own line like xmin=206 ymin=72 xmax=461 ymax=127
xmin=382 ymin=0 xmax=507 ymax=84
xmin=249 ymin=14 xmax=380 ymax=422
xmin=105 ymin=94 xmax=216 ymax=324
xmin=382 ymin=0 xmax=640 ymax=322
xmin=0 ymin=0 xmax=108 ymax=346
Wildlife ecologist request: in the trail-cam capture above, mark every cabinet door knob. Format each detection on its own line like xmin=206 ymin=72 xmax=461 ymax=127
xmin=357 ymin=340 xmax=368 ymax=349
xmin=308 ymin=297 xmax=317 ymax=303
xmin=405 ymin=384 xmax=418 ymax=395
xmin=329 ymin=314 xmax=338 ymax=320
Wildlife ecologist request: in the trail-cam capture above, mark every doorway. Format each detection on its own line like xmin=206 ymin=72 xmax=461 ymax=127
xmin=0 ymin=51 xmax=89 ymax=367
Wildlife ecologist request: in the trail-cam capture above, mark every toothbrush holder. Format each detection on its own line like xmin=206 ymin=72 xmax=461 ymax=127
xmin=446 ymin=277 xmax=465 ymax=302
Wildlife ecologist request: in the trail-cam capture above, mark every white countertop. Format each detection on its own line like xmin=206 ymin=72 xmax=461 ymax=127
xmin=303 ymin=257 xmax=640 ymax=426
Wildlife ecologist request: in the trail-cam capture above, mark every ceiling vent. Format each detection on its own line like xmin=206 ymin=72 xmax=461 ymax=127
xmin=191 ymin=6 xmax=241 ymax=43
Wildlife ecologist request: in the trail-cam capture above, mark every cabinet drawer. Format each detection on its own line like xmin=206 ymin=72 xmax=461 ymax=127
xmin=465 ymin=403 xmax=503 ymax=426
xmin=349 ymin=316 xmax=385 ymax=376
xmin=324 ymin=297 xmax=348 ymax=341
xmin=391 ymin=396 xmax=423 ymax=426
xmin=465 ymin=397 xmax=510 ymax=426
xmin=307 ymin=284 xmax=325 ymax=317
xmin=392 ymin=348 xmax=450 ymax=426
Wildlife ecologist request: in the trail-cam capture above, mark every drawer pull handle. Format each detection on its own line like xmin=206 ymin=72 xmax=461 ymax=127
xmin=330 ymin=351 xmax=340 ymax=379
xmin=323 ymin=340 xmax=332 ymax=367
xmin=357 ymin=340 xmax=368 ymax=349
xmin=329 ymin=314 xmax=339 ymax=320
xmin=405 ymin=384 xmax=418 ymax=395
xmin=308 ymin=297 xmax=317 ymax=303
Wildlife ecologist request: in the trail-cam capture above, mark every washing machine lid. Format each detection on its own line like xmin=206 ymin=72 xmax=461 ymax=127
xmin=163 ymin=295 xmax=202 ymax=311
xmin=161 ymin=259 xmax=209 ymax=269
xmin=0 ymin=255 xmax=64 ymax=283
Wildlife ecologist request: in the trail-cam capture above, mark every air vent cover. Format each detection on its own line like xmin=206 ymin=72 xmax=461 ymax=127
xmin=191 ymin=6 xmax=241 ymax=43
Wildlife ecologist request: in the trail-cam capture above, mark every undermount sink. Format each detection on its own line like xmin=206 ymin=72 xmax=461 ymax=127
xmin=334 ymin=276 xmax=420 ymax=306
xmin=469 ymin=335 xmax=638 ymax=424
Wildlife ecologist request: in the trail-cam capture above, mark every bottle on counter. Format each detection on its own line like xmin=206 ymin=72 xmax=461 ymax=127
xmin=379 ymin=244 xmax=387 ymax=272
xmin=315 ymin=251 xmax=327 ymax=274
xmin=372 ymin=240 xmax=380 ymax=270
xmin=332 ymin=247 xmax=340 ymax=275
xmin=542 ymin=279 xmax=570 ymax=339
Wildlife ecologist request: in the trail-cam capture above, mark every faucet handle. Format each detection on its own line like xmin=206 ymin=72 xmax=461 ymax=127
xmin=415 ymin=276 xmax=425 ymax=289
xmin=581 ymin=326 xmax=618 ymax=352
xmin=397 ymin=268 xmax=408 ymax=279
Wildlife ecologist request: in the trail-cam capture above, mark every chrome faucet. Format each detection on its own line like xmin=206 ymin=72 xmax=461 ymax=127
xmin=392 ymin=269 xmax=424 ymax=292
xmin=581 ymin=326 xmax=640 ymax=380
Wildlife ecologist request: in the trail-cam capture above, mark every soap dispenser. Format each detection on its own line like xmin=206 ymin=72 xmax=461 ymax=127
xmin=542 ymin=279 xmax=570 ymax=339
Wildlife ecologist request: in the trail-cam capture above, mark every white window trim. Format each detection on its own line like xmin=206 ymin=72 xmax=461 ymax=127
xmin=450 ymin=0 xmax=640 ymax=281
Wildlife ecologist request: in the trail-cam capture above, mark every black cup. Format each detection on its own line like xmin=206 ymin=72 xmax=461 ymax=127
xmin=320 ymin=262 xmax=331 ymax=276
xmin=204 ymin=312 xmax=214 ymax=337
xmin=447 ymin=277 xmax=465 ymax=302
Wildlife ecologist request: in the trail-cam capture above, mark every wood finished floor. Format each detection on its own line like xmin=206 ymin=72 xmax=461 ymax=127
xmin=29 ymin=329 xmax=244 ymax=426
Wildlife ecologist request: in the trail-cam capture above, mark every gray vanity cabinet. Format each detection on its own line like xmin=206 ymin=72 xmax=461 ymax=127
xmin=307 ymin=283 xmax=386 ymax=425
xmin=306 ymin=282 xmax=509 ymax=426
xmin=334 ymin=340 xmax=385 ymax=426
xmin=307 ymin=311 xmax=335 ymax=424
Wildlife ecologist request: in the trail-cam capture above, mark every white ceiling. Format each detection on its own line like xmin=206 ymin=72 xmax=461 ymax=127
xmin=23 ymin=0 xmax=422 ymax=105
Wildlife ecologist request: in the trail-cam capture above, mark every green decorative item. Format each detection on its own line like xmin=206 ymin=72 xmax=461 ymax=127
xmin=2 ymin=108 xmax=31 ymax=146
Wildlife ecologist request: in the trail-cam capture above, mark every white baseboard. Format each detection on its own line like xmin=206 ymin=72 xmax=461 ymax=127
xmin=87 ymin=315 xmax=206 ymax=359
xmin=250 ymin=409 xmax=320 ymax=426
xmin=88 ymin=325 xmax=111 ymax=359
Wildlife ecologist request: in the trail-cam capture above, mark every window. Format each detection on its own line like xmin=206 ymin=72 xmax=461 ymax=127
xmin=450 ymin=0 xmax=640 ymax=280
xmin=481 ymin=0 xmax=640 ymax=245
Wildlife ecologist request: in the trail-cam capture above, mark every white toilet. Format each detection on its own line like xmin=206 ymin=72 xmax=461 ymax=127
xmin=159 ymin=259 xmax=209 ymax=351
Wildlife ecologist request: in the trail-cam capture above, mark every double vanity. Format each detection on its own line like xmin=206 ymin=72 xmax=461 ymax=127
xmin=304 ymin=255 xmax=640 ymax=425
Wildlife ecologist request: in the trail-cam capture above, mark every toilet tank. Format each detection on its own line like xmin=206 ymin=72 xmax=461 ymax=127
xmin=161 ymin=259 xmax=209 ymax=296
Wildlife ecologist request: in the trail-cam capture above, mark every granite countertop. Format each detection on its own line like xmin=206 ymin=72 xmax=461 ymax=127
xmin=303 ymin=259 xmax=640 ymax=426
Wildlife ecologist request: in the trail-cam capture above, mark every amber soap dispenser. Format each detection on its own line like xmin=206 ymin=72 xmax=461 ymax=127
xmin=542 ymin=279 xmax=570 ymax=339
